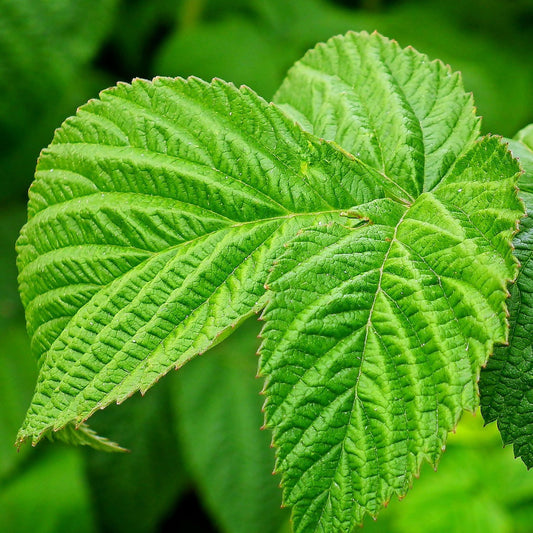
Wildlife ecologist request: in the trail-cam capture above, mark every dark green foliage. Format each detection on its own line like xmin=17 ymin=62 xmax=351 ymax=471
xmin=85 ymin=382 xmax=187 ymax=533
xmin=480 ymin=130 xmax=533 ymax=468
xmin=171 ymin=319 xmax=287 ymax=533
xmin=0 ymin=0 xmax=119 ymax=202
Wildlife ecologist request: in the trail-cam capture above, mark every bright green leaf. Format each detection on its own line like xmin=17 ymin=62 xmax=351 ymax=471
xmin=16 ymin=31 xmax=524 ymax=531
xmin=17 ymin=74 xmax=386 ymax=446
xmin=480 ymin=129 xmax=533 ymax=468
xmin=260 ymin=32 xmax=523 ymax=531
xmin=274 ymin=32 xmax=480 ymax=193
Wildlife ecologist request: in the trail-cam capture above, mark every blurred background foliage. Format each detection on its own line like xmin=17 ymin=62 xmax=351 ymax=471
xmin=0 ymin=0 xmax=532 ymax=531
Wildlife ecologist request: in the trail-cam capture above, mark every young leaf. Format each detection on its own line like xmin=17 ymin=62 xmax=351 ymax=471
xmin=273 ymin=31 xmax=480 ymax=192
xmin=16 ymin=75 xmax=386 ymax=445
xmin=480 ymin=128 xmax=533 ymax=468
xmin=260 ymin=32 xmax=523 ymax=531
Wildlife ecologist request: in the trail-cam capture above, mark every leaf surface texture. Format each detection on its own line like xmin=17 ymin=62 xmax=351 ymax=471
xmin=260 ymin=32 xmax=523 ymax=530
xmin=16 ymin=31 xmax=524 ymax=531
xmin=17 ymin=74 xmax=382 ymax=442
xmin=480 ymin=128 xmax=533 ymax=468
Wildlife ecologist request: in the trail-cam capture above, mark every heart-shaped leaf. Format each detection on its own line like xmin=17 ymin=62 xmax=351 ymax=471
xmin=16 ymin=31 xmax=524 ymax=530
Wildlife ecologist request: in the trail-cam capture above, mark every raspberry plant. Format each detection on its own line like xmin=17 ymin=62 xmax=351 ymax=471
xmin=16 ymin=31 xmax=533 ymax=532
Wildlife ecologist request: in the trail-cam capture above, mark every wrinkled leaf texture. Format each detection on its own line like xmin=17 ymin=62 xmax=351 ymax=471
xmin=480 ymin=126 xmax=533 ymax=469
xmin=16 ymin=31 xmax=523 ymax=531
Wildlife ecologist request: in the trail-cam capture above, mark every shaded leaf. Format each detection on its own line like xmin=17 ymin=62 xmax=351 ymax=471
xmin=364 ymin=413 xmax=533 ymax=533
xmin=84 ymin=381 xmax=187 ymax=533
xmin=0 ymin=448 xmax=96 ymax=533
xmin=0 ymin=0 xmax=119 ymax=201
xmin=480 ymin=128 xmax=533 ymax=468
xmin=0 ymin=324 xmax=36 ymax=480
xmin=172 ymin=318 xmax=287 ymax=533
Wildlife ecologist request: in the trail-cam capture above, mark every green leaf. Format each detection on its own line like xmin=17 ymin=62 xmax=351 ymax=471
xmin=0 ymin=324 xmax=36 ymax=481
xmin=17 ymin=74 xmax=386 ymax=445
xmin=84 ymin=380 xmax=187 ymax=533
xmin=363 ymin=412 xmax=533 ymax=533
xmin=480 ymin=129 xmax=533 ymax=468
xmin=171 ymin=318 xmax=287 ymax=533
xmin=0 ymin=0 xmax=119 ymax=201
xmin=0 ymin=448 xmax=96 ymax=533
xmin=16 ymin=31 xmax=524 ymax=530
xmin=274 ymin=32 xmax=480 ymax=193
xmin=260 ymin=32 xmax=523 ymax=531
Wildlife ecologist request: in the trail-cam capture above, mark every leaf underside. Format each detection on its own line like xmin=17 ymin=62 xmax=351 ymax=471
xmin=16 ymin=31 xmax=523 ymax=531
xmin=480 ymin=130 xmax=533 ymax=469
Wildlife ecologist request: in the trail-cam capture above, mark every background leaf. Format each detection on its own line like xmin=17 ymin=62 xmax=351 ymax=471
xmin=0 ymin=324 xmax=36 ymax=481
xmin=0 ymin=447 xmax=96 ymax=533
xmin=0 ymin=0 xmax=119 ymax=202
xmin=171 ymin=318 xmax=287 ymax=533
xmin=84 ymin=380 xmax=187 ymax=533
xmin=155 ymin=0 xmax=533 ymax=136
xmin=480 ymin=128 xmax=533 ymax=468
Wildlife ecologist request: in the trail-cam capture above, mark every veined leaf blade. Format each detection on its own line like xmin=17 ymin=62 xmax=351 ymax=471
xmin=17 ymin=76 xmax=383 ymax=445
xmin=260 ymin=135 xmax=522 ymax=530
xmin=274 ymin=30 xmax=480 ymax=194
xmin=480 ymin=129 xmax=533 ymax=468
